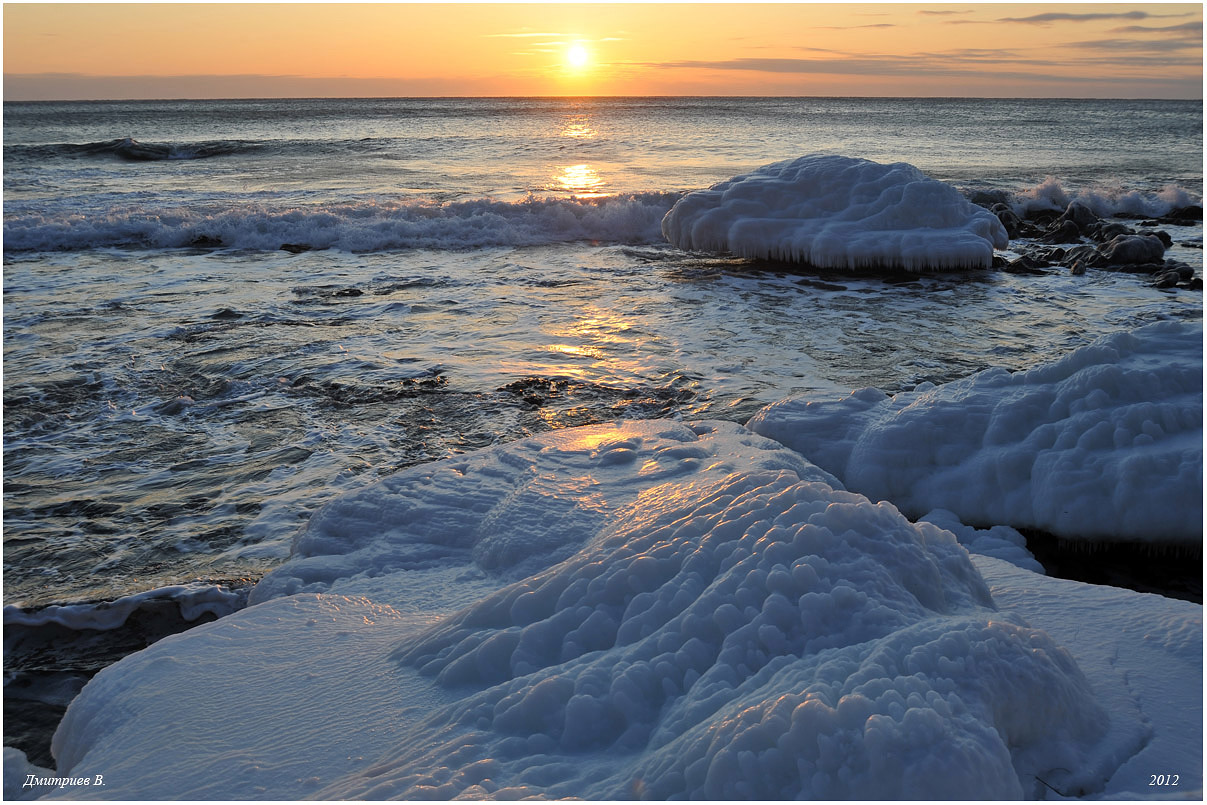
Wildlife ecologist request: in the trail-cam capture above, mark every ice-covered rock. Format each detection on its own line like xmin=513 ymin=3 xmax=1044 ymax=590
xmin=748 ymin=320 xmax=1203 ymax=544
xmin=661 ymin=154 xmax=1008 ymax=271
xmin=249 ymin=419 xmax=839 ymax=605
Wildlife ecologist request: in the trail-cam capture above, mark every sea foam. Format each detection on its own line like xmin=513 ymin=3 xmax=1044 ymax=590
xmin=2 ymin=193 xmax=678 ymax=253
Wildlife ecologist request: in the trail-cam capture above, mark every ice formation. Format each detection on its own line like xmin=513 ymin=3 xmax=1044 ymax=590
xmin=748 ymin=320 xmax=1203 ymax=544
xmin=661 ymin=154 xmax=1009 ymax=270
xmin=44 ymin=420 xmax=1129 ymax=800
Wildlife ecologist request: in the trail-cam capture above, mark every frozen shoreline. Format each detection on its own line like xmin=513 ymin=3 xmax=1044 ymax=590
xmin=7 ymin=320 xmax=1199 ymax=801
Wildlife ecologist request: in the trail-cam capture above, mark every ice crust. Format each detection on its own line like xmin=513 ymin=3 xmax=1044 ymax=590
xmin=661 ymin=154 xmax=1009 ymax=270
xmin=249 ymin=419 xmax=838 ymax=605
xmin=3 ymin=582 xmax=247 ymax=631
xmin=47 ymin=420 xmax=1130 ymax=800
xmin=748 ymin=320 xmax=1203 ymax=543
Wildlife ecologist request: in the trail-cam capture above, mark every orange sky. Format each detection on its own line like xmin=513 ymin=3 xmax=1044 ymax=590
xmin=3 ymin=3 xmax=1202 ymax=99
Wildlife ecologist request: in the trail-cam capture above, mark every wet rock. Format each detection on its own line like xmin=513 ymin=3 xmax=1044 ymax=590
xmin=209 ymin=308 xmax=242 ymax=320
xmin=1169 ymin=205 xmax=1203 ymax=222
xmin=1062 ymin=244 xmax=1101 ymax=267
xmin=1056 ymin=200 xmax=1099 ymax=231
xmin=1100 ymin=234 xmax=1166 ymax=266
xmin=333 ymin=288 xmax=363 ymax=298
xmin=1004 ymin=255 xmax=1051 ymax=274
xmin=280 ymin=243 xmax=313 ymax=254
xmin=990 ymin=203 xmax=1024 ymax=238
xmin=1151 ymin=230 xmax=1174 ymax=248
xmin=188 ymin=235 xmax=223 ymax=248
xmin=1039 ymin=219 xmax=1081 ymax=244
xmin=1086 ymin=221 xmax=1134 ymax=243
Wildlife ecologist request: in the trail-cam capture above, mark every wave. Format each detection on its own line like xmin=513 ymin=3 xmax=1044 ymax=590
xmin=2 ymin=193 xmax=682 ymax=253
xmin=965 ymin=178 xmax=1202 ymax=220
xmin=3 ymin=178 xmax=1199 ymax=255
xmin=7 ymin=137 xmax=262 ymax=162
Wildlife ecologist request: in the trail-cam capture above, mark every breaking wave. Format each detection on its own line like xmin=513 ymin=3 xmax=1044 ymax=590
xmin=2 ymin=193 xmax=682 ymax=253
xmin=6 ymin=137 xmax=263 ymax=162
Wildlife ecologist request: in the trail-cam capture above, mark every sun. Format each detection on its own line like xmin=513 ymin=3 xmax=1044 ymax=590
xmin=566 ymin=44 xmax=590 ymax=69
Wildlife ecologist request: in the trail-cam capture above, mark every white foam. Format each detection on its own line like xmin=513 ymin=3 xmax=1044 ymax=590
xmin=2 ymin=193 xmax=678 ymax=253
xmin=748 ymin=320 xmax=1203 ymax=544
xmin=1010 ymin=177 xmax=1201 ymax=219
xmin=661 ymin=154 xmax=1008 ymax=271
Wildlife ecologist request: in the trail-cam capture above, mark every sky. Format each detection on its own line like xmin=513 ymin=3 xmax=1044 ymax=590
xmin=3 ymin=3 xmax=1203 ymax=100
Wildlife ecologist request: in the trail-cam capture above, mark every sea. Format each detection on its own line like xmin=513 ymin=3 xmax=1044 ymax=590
xmin=2 ymin=96 xmax=1203 ymax=760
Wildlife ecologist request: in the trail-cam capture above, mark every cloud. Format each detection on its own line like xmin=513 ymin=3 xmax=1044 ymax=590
xmin=645 ymin=52 xmax=1202 ymax=95
xmin=999 ymin=11 xmax=1151 ymax=24
xmin=1110 ymin=21 xmax=1203 ymax=34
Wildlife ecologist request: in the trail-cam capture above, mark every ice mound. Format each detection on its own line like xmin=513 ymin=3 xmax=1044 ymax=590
xmin=748 ymin=320 xmax=1203 ymax=544
xmin=333 ymin=471 xmax=1105 ymax=800
xmin=249 ymin=419 xmax=838 ymax=605
xmin=661 ymin=154 xmax=1009 ymax=271
xmin=45 ymin=420 xmax=1121 ymax=800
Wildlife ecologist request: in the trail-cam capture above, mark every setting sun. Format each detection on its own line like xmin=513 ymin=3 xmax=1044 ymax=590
xmin=566 ymin=43 xmax=589 ymax=70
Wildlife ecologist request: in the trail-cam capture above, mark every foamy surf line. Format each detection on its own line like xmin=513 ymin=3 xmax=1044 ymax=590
xmin=1 ymin=193 xmax=680 ymax=253
xmin=3 ymin=181 xmax=1199 ymax=254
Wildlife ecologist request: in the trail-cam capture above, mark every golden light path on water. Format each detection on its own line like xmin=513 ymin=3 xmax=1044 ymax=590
xmin=549 ymin=112 xmax=609 ymax=198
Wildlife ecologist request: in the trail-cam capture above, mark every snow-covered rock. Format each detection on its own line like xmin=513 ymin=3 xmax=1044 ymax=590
xmin=46 ymin=421 xmax=1121 ymax=800
xmin=661 ymin=154 xmax=1008 ymax=270
xmin=748 ymin=320 xmax=1203 ymax=544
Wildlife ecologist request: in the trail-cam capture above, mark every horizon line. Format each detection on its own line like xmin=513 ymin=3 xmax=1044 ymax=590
xmin=5 ymin=94 xmax=1203 ymax=103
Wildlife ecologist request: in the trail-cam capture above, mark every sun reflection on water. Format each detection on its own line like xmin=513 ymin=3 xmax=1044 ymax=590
xmin=554 ymin=163 xmax=608 ymax=197
xmin=560 ymin=114 xmax=597 ymax=139
xmin=540 ymin=309 xmax=647 ymax=385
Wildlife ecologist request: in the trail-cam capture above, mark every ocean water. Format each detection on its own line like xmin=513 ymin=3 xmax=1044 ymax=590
xmin=3 ymin=96 xmax=1202 ymax=614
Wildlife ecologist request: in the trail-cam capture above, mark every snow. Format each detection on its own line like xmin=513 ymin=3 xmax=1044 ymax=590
xmin=747 ymin=320 xmax=1203 ymax=544
xmin=248 ymin=419 xmax=839 ymax=606
xmin=661 ymin=154 xmax=1008 ymax=270
xmin=29 ymin=322 xmax=1203 ymax=801
xmin=971 ymin=554 xmax=1202 ymax=800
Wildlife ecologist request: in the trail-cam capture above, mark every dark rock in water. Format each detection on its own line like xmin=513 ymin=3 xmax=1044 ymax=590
xmin=333 ymin=288 xmax=363 ymax=297
xmin=1086 ymin=221 xmax=1134 ymax=243
xmin=1069 ymin=261 xmax=1087 ymax=276
xmin=280 ymin=243 xmax=313 ymax=254
xmin=1186 ymin=277 xmax=1204 ymax=290
xmin=968 ymin=189 xmax=1011 ymax=207
xmin=1169 ymin=205 xmax=1203 ymax=221
xmin=1153 ymin=270 xmax=1182 ymax=288
xmin=1151 ymin=230 xmax=1174 ymax=248
xmin=1039 ymin=219 xmax=1081 ymax=244
xmin=188 ymin=235 xmax=223 ymax=248
xmin=210 ymin=308 xmax=242 ymax=320
xmin=1061 ymin=244 xmax=1100 ymax=266
xmin=990 ymin=203 xmax=1024 ymax=238
xmin=1100 ymin=234 xmax=1166 ymax=265
xmin=1056 ymin=199 xmax=1099 ymax=230
xmin=1004 ymin=255 xmax=1051 ymax=274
